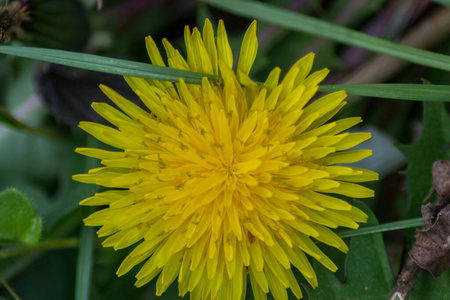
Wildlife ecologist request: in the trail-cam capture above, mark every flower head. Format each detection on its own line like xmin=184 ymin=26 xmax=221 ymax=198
xmin=73 ymin=19 xmax=377 ymax=300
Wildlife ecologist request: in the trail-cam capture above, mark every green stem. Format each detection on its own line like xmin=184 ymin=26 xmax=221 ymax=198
xmin=0 ymin=238 xmax=79 ymax=259
xmin=0 ymin=278 xmax=21 ymax=300
xmin=0 ymin=106 xmax=64 ymax=139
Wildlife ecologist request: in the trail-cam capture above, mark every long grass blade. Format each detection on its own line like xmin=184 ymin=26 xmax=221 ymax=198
xmin=75 ymin=218 xmax=95 ymax=300
xmin=202 ymin=0 xmax=450 ymax=71
xmin=1 ymin=47 xmax=448 ymax=102
xmin=0 ymin=45 xmax=216 ymax=83
xmin=337 ymin=217 xmax=424 ymax=238
xmin=319 ymin=84 xmax=450 ymax=101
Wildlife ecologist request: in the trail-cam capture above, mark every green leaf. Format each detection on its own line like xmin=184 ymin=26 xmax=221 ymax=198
xmin=303 ymin=200 xmax=394 ymax=299
xmin=0 ymin=174 xmax=51 ymax=219
xmin=202 ymin=0 xmax=450 ymax=71
xmin=397 ymin=102 xmax=450 ymax=244
xmin=319 ymin=84 xmax=450 ymax=102
xmin=0 ymin=46 xmax=216 ymax=84
xmin=388 ymin=99 xmax=450 ymax=297
xmin=0 ymin=188 xmax=42 ymax=246
xmin=410 ymin=269 xmax=450 ymax=299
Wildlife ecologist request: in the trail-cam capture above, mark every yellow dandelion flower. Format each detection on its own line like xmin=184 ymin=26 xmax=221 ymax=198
xmin=73 ymin=19 xmax=378 ymax=300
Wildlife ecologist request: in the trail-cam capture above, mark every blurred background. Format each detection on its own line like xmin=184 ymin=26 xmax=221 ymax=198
xmin=0 ymin=0 xmax=449 ymax=299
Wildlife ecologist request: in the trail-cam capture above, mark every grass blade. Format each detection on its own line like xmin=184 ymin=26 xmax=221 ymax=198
xmin=0 ymin=45 xmax=216 ymax=83
xmin=202 ymin=0 xmax=450 ymax=71
xmin=337 ymin=217 xmax=424 ymax=238
xmin=319 ymin=84 xmax=450 ymax=101
xmin=75 ymin=223 xmax=95 ymax=300
xmin=1 ymin=48 xmax=448 ymax=102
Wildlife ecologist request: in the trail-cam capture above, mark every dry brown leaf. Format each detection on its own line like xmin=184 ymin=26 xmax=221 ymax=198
xmin=409 ymin=204 xmax=450 ymax=277
xmin=432 ymin=160 xmax=450 ymax=197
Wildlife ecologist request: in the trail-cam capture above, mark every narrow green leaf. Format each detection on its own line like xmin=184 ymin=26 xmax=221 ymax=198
xmin=75 ymin=212 xmax=95 ymax=300
xmin=0 ymin=188 xmax=42 ymax=246
xmin=74 ymin=137 xmax=100 ymax=300
xmin=337 ymin=217 xmax=424 ymax=239
xmin=319 ymin=84 xmax=450 ymax=102
xmin=0 ymin=46 xmax=216 ymax=83
xmin=202 ymin=0 xmax=450 ymax=71
xmin=2 ymin=48 xmax=448 ymax=103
